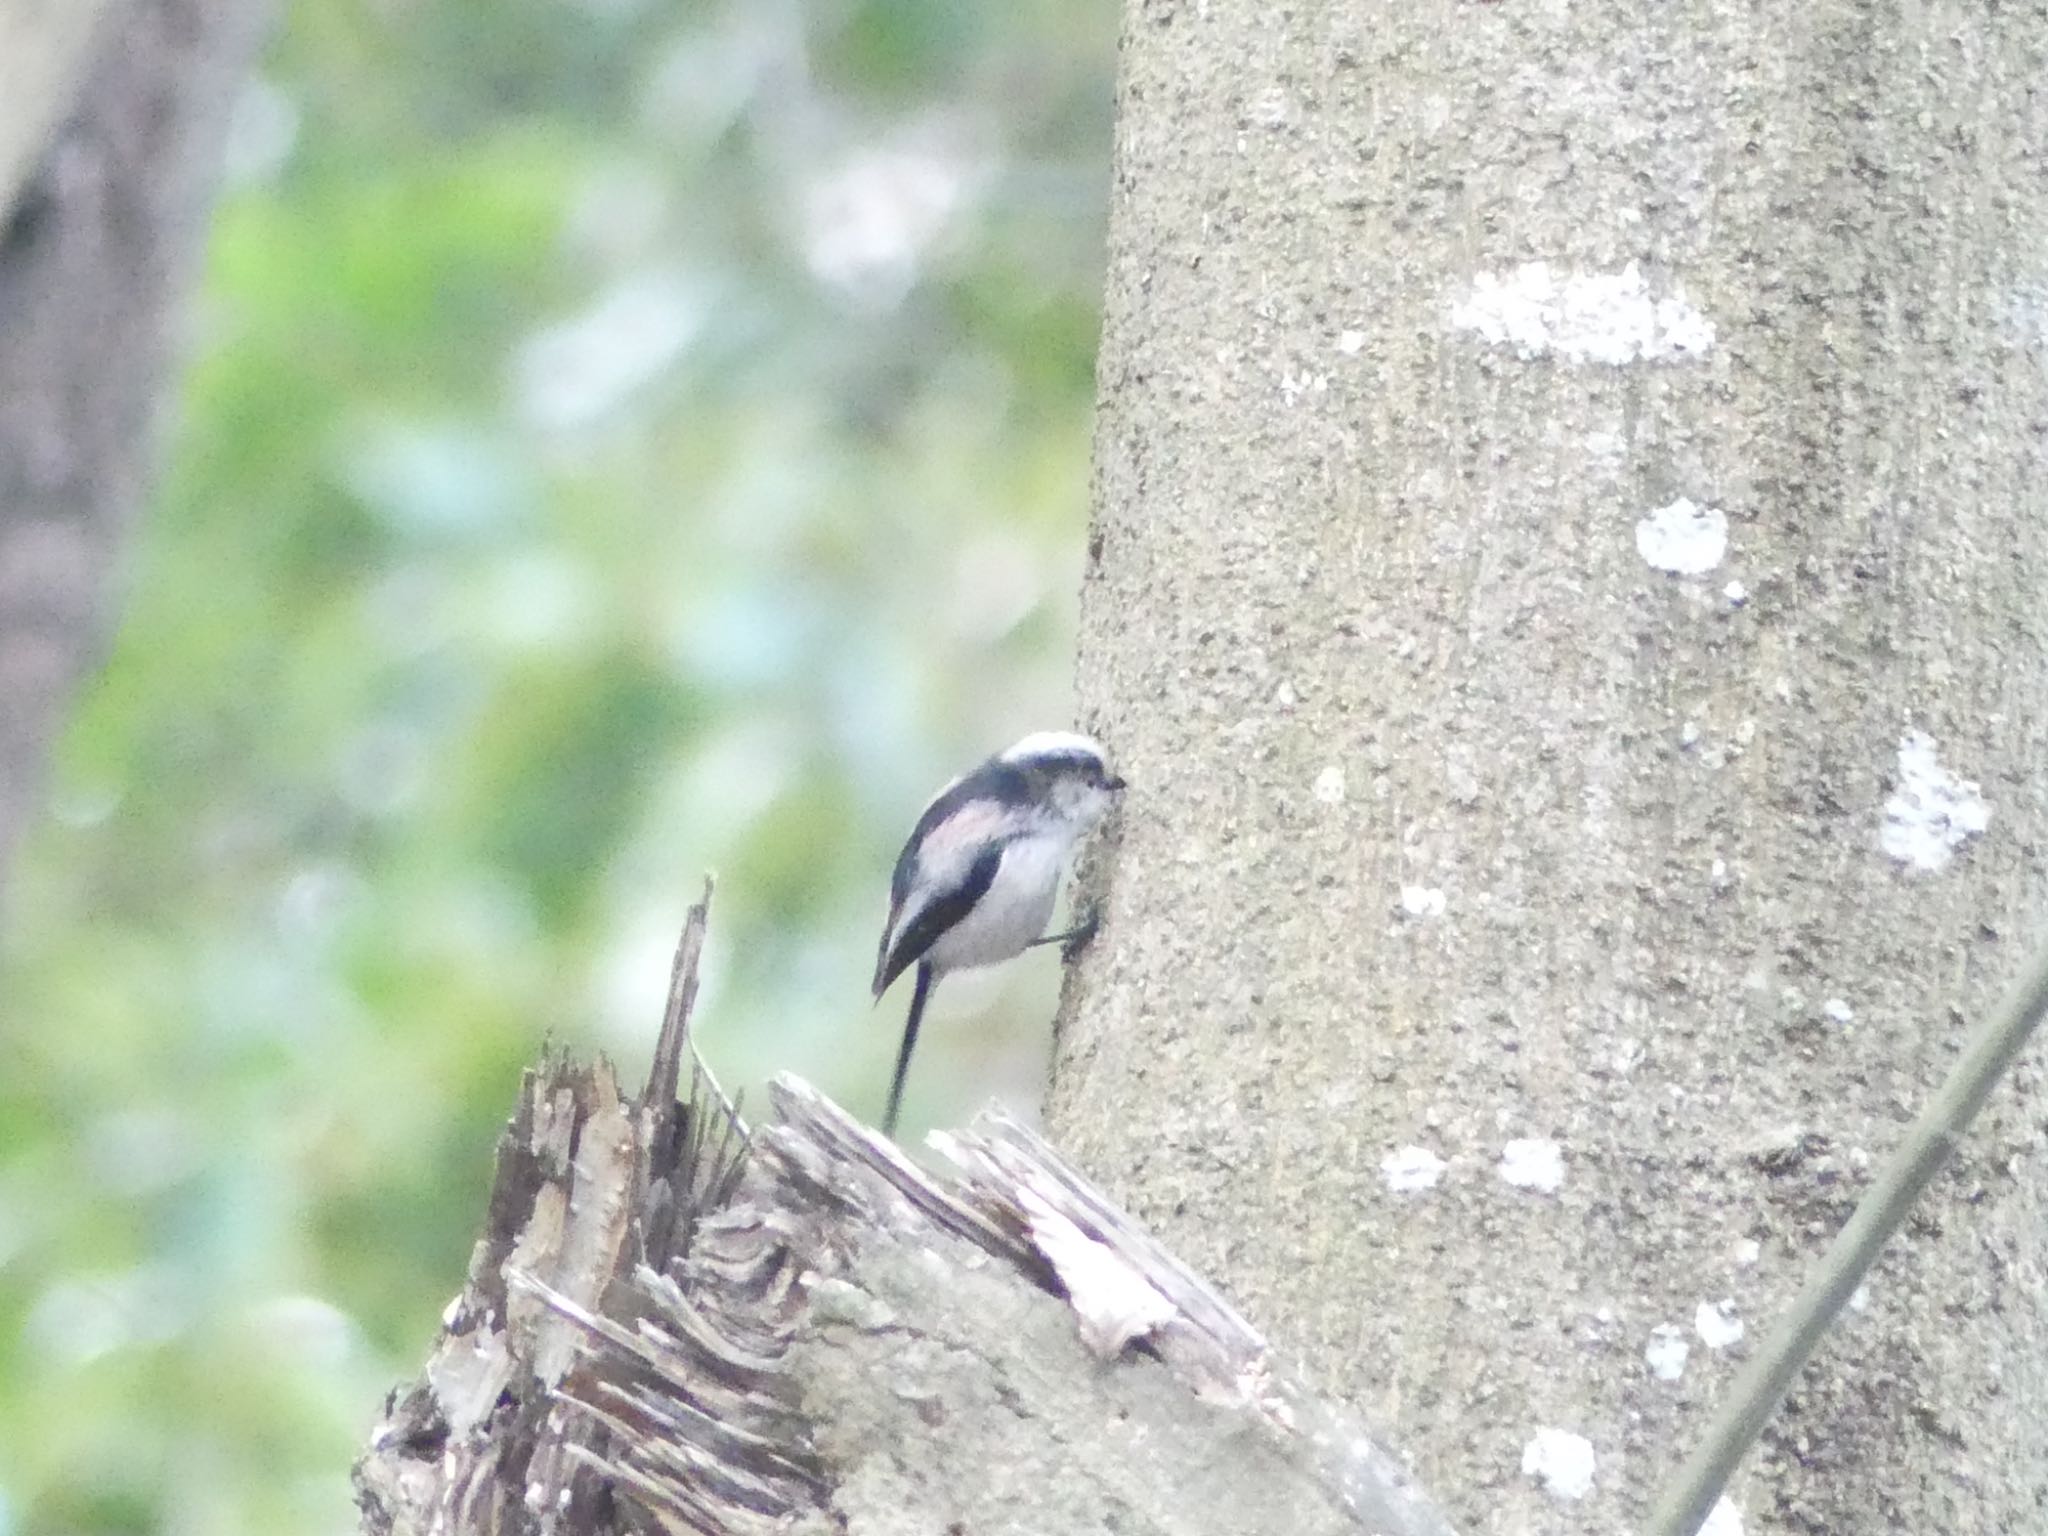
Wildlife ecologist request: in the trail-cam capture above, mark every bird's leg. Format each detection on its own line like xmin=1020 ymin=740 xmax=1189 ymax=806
xmin=882 ymin=961 xmax=935 ymax=1138
xmin=1030 ymin=905 xmax=1101 ymax=962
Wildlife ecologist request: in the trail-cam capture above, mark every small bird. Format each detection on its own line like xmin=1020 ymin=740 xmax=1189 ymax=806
xmin=872 ymin=731 xmax=1125 ymax=1136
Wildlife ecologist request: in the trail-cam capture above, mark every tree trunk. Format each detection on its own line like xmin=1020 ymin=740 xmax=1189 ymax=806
xmin=0 ymin=0 xmax=268 ymax=904
xmin=1057 ymin=3 xmax=2048 ymax=1533
xmin=0 ymin=0 xmax=120 ymax=214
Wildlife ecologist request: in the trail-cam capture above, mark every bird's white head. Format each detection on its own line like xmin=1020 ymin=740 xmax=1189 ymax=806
xmin=998 ymin=731 xmax=1125 ymax=832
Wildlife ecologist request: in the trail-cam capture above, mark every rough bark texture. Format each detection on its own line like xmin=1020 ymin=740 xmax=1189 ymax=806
xmin=1057 ymin=3 xmax=2048 ymax=1534
xmin=357 ymin=894 xmax=1453 ymax=1536
xmin=0 ymin=0 xmax=268 ymax=906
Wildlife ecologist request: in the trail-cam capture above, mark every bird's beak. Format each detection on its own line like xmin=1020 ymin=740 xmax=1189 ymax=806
xmin=1104 ymin=775 xmax=1127 ymax=792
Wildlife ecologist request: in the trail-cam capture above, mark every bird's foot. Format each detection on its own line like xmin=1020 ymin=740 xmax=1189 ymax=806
xmin=1031 ymin=907 xmax=1102 ymax=962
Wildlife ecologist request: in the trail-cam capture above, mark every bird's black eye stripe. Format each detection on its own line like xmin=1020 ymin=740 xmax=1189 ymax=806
xmin=1037 ymin=750 xmax=1108 ymax=779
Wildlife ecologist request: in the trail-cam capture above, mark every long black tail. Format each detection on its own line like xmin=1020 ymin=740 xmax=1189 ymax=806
xmin=883 ymin=961 xmax=934 ymax=1138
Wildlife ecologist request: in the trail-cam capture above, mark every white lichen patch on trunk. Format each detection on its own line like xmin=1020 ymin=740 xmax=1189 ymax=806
xmin=1701 ymin=1495 xmax=1747 ymax=1536
xmin=1880 ymin=730 xmax=1990 ymax=871
xmin=1695 ymin=1297 xmax=1745 ymax=1349
xmin=1498 ymin=1137 xmax=1565 ymax=1193
xmin=1397 ymin=884 xmax=1446 ymax=919
xmin=1448 ymin=261 xmax=1715 ymax=364
xmin=1520 ymin=1427 xmax=1596 ymax=1499
xmin=1380 ymin=1145 xmax=1447 ymax=1193
xmin=1636 ymin=498 xmax=1729 ymax=575
xmin=1645 ymin=1324 xmax=1690 ymax=1381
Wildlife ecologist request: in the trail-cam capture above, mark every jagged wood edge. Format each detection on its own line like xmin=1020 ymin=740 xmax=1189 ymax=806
xmin=354 ymin=883 xmax=742 ymax=1535
xmin=355 ymin=883 xmax=1458 ymax=1536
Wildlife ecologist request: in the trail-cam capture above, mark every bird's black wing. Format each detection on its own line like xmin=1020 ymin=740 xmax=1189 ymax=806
xmin=872 ymin=837 xmax=1006 ymax=998
xmin=873 ymin=758 xmax=1032 ymax=994
xmin=887 ymin=763 xmax=1029 ymax=906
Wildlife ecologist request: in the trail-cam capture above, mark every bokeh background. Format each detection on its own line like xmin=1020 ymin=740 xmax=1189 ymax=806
xmin=0 ymin=2 xmax=1115 ymax=1531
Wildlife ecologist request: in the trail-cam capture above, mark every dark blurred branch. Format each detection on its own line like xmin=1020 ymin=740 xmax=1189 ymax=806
xmin=355 ymin=888 xmax=1455 ymax=1536
xmin=0 ymin=0 xmax=269 ymax=907
xmin=0 ymin=0 xmax=119 ymax=214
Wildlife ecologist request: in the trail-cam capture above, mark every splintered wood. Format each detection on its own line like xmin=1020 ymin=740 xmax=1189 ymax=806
xmin=354 ymin=888 xmax=1454 ymax=1536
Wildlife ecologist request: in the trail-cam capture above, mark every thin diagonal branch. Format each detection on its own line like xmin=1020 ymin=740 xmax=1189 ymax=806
xmin=1647 ymin=932 xmax=2048 ymax=1536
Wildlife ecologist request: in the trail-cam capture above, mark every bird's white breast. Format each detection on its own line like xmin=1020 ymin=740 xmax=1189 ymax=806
xmin=924 ymin=830 xmax=1069 ymax=974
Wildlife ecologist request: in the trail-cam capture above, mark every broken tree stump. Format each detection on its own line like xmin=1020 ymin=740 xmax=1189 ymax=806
xmin=354 ymin=887 xmax=1454 ymax=1536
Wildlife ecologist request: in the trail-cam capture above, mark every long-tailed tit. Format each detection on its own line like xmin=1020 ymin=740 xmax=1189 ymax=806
xmin=872 ymin=730 xmax=1125 ymax=1135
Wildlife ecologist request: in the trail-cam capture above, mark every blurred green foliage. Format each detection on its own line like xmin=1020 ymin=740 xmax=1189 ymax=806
xmin=0 ymin=1 xmax=1114 ymax=1531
